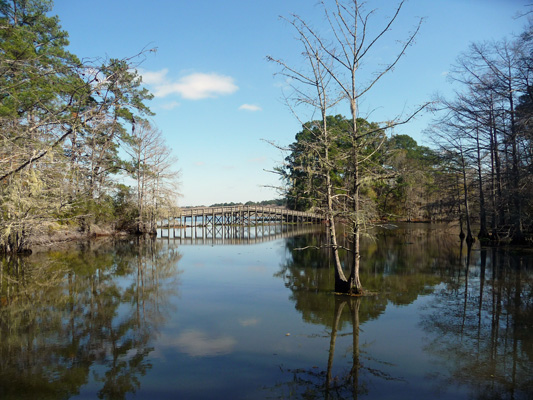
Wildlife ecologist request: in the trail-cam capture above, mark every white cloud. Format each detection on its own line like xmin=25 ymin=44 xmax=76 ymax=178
xmin=141 ymin=68 xmax=169 ymax=85
xmin=142 ymin=69 xmax=238 ymax=100
xmin=239 ymin=104 xmax=262 ymax=112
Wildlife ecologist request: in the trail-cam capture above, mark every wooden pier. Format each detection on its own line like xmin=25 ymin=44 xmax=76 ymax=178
xmin=160 ymin=205 xmax=321 ymax=229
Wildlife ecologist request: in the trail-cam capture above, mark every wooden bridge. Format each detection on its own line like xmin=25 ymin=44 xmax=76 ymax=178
xmin=160 ymin=205 xmax=321 ymax=229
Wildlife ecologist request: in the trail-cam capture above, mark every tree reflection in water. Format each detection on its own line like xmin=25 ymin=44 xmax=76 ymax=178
xmin=273 ymin=224 xmax=533 ymax=399
xmin=273 ymin=294 xmax=407 ymax=399
xmin=0 ymin=237 xmax=181 ymax=399
xmin=0 ymin=224 xmax=531 ymax=399
xmin=421 ymin=243 xmax=533 ymax=399
xmin=273 ymin=231 xmax=407 ymax=399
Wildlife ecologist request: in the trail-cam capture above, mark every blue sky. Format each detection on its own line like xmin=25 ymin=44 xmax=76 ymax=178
xmin=52 ymin=0 xmax=529 ymax=206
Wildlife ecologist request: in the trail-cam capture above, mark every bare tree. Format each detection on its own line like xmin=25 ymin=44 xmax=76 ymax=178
xmin=268 ymin=16 xmax=351 ymax=292
xmin=123 ymin=120 xmax=180 ymax=234
xmin=434 ymin=28 xmax=533 ymax=243
xmin=429 ymin=117 xmax=476 ymax=243
xmin=271 ymin=0 xmax=426 ymax=294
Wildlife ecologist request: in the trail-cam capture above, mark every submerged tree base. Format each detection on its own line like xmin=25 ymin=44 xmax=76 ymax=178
xmin=334 ymin=280 xmax=366 ymax=297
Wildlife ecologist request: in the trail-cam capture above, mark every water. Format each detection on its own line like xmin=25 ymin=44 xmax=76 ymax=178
xmin=0 ymin=223 xmax=531 ymax=399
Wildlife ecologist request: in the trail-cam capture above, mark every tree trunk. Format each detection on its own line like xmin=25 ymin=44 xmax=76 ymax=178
xmin=489 ymin=108 xmax=499 ymax=239
xmin=460 ymin=149 xmax=474 ymax=244
xmin=349 ymin=101 xmax=363 ymax=296
xmin=456 ymin=174 xmax=465 ymax=240
xmin=507 ymin=90 xmax=525 ymax=243
xmin=323 ymin=115 xmax=349 ymax=293
xmin=475 ymin=125 xmax=489 ymax=239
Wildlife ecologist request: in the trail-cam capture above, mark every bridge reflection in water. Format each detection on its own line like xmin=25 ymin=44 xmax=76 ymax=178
xmin=158 ymin=206 xmax=323 ymax=245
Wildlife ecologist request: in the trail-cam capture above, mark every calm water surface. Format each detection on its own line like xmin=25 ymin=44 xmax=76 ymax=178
xmin=0 ymin=223 xmax=531 ymax=399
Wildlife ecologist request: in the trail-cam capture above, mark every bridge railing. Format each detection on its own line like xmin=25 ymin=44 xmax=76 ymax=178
xmin=178 ymin=205 xmax=318 ymax=217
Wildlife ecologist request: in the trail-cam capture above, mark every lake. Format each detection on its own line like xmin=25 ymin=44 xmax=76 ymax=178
xmin=0 ymin=223 xmax=531 ymax=399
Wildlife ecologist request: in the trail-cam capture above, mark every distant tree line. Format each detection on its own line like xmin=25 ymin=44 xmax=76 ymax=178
xmin=209 ymin=199 xmax=286 ymax=207
xmin=0 ymin=0 xmax=179 ymax=253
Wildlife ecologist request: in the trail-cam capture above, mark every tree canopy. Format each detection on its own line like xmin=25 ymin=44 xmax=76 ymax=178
xmin=0 ymin=0 xmax=179 ymax=252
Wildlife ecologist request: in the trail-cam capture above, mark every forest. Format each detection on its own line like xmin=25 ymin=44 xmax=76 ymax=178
xmin=276 ymin=21 xmax=533 ymax=247
xmin=267 ymin=0 xmax=532 ymax=294
xmin=0 ymin=0 xmax=179 ymax=253
xmin=1 ymin=0 xmax=532 ymax=258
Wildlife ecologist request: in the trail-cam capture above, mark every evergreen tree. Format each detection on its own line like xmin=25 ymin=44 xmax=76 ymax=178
xmin=0 ymin=0 xmax=172 ymax=252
